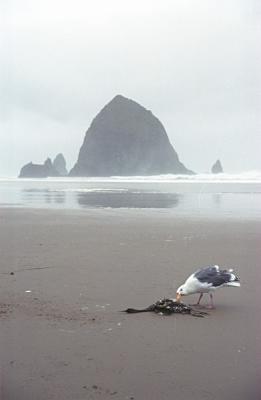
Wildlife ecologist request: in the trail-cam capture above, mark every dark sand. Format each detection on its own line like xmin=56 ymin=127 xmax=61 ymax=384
xmin=0 ymin=208 xmax=261 ymax=400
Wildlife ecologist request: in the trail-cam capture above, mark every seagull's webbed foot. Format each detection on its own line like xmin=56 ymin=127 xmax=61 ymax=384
xmin=205 ymin=304 xmax=215 ymax=310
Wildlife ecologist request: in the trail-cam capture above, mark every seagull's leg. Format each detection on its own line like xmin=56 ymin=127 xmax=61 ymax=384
xmin=197 ymin=293 xmax=203 ymax=305
xmin=189 ymin=293 xmax=203 ymax=307
xmin=206 ymin=293 xmax=215 ymax=309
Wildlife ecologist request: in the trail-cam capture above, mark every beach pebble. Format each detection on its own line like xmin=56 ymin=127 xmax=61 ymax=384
xmin=104 ymin=328 xmax=113 ymax=333
xmin=80 ymin=306 xmax=89 ymax=311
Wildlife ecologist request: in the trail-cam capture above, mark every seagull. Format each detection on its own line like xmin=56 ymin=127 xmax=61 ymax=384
xmin=176 ymin=265 xmax=240 ymax=308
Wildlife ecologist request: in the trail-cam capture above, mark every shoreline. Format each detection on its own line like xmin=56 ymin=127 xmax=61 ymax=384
xmin=1 ymin=177 xmax=261 ymax=220
xmin=1 ymin=204 xmax=261 ymax=222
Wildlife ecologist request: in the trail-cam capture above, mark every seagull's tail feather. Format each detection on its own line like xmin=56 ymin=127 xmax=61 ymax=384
xmin=225 ymin=269 xmax=240 ymax=287
xmin=225 ymin=281 xmax=241 ymax=287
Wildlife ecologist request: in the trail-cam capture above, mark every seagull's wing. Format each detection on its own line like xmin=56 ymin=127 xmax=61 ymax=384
xmin=194 ymin=266 xmax=232 ymax=287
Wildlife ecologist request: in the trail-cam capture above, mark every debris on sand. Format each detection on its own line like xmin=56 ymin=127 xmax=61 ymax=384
xmin=124 ymin=298 xmax=208 ymax=318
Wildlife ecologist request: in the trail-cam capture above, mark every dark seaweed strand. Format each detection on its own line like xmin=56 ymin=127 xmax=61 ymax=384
xmin=124 ymin=307 xmax=152 ymax=313
xmin=190 ymin=309 xmax=209 ymax=317
xmin=123 ymin=304 xmax=156 ymax=313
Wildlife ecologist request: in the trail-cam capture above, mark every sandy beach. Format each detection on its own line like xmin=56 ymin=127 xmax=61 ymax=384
xmin=0 ymin=208 xmax=261 ymax=400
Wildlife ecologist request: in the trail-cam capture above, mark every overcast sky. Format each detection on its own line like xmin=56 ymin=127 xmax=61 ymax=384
xmin=1 ymin=0 xmax=260 ymax=176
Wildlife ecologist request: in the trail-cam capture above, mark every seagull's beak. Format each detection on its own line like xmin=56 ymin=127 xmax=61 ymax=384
xmin=176 ymin=293 xmax=182 ymax=302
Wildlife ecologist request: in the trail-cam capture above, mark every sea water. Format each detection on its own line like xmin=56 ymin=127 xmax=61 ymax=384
xmin=0 ymin=172 xmax=261 ymax=219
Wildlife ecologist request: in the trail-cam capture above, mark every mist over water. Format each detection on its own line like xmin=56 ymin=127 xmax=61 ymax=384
xmin=0 ymin=173 xmax=261 ymax=219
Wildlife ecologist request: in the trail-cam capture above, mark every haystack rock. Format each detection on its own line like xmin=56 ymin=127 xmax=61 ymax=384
xmin=70 ymin=95 xmax=193 ymax=176
xmin=211 ymin=159 xmax=223 ymax=174
xmin=53 ymin=153 xmax=68 ymax=176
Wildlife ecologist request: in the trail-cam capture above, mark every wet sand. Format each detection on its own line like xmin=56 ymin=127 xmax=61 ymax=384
xmin=0 ymin=208 xmax=261 ymax=400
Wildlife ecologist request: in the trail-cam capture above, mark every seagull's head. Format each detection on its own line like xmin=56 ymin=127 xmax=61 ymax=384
xmin=176 ymin=284 xmax=188 ymax=301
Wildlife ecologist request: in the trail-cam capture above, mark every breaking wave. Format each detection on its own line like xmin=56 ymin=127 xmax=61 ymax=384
xmin=1 ymin=170 xmax=261 ymax=183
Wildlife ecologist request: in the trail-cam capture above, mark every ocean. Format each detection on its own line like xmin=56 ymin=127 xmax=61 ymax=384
xmin=0 ymin=172 xmax=261 ymax=219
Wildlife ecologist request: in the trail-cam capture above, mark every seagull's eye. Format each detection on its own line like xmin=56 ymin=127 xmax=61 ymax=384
xmin=180 ymin=288 xmax=183 ymax=292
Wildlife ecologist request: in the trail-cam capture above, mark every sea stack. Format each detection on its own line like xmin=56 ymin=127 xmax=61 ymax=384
xmin=70 ymin=95 xmax=193 ymax=176
xmin=19 ymin=158 xmax=57 ymax=178
xmin=19 ymin=154 xmax=68 ymax=178
xmin=53 ymin=153 xmax=68 ymax=176
xmin=211 ymin=160 xmax=223 ymax=174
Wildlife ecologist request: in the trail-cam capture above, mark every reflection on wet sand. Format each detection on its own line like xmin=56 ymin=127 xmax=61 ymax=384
xmin=212 ymin=193 xmax=222 ymax=206
xmin=77 ymin=190 xmax=181 ymax=209
xmin=11 ymin=183 xmax=260 ymax=218
xmin=22 ymin=189 xmax=66 ymax=205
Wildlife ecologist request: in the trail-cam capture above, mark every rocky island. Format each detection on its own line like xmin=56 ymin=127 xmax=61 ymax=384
xmin=19 ymin=154 xmax=67 ymax=178
xmin=53 ymin=153 xmax=68 ymax=176
xmin=70 ymin=95 xmax=193 ymax=176
xmin=211 ymin=159 xmax=223 ymax=174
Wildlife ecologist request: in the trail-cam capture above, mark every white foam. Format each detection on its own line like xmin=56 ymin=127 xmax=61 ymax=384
xmin=53 ymin=188 xmax=130 ymax=193
xmin=1 ymin=170 xmax=261 ymax=183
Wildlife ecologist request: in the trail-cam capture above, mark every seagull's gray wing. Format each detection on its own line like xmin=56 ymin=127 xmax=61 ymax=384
xmin=194 ymin=266 xmax=231 ymax=287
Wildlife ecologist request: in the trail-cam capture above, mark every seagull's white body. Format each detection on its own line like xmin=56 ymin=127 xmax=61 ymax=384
xmin=176 ymin=265 xmax=240 ymax=308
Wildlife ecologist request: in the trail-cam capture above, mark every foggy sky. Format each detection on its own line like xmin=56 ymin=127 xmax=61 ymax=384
xmin=1 ymin=0 xmax=261 ymax=176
